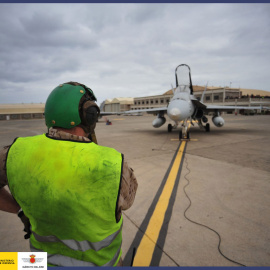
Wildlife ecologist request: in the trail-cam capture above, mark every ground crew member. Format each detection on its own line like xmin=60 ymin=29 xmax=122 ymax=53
xmin=0 ymin=82 xmax=138 ymax=267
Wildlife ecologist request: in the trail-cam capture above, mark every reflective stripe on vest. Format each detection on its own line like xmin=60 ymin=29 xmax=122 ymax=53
xmin=7 ymin=134 xmax=123 ymax=266
xmin=32 ymin=222 xmax=123 ymax=252
xmin=30 ymin=243 xmax=121 ymax=267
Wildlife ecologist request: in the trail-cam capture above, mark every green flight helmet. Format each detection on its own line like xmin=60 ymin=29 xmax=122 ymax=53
xmin=45 ymin=83 xmax=97 ymax=129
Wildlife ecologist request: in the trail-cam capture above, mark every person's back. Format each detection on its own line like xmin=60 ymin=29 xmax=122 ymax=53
xmin=0 ymin=82 xmax=138 ymax=266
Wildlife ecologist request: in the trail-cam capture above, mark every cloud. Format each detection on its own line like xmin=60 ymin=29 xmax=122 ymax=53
xmin=0 ymin=3 xmax=269 ymax=104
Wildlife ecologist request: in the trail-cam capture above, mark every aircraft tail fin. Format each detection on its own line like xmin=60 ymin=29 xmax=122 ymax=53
xmin=171 ymin=84 xmax=175 ymax=94
xmin=201 ymin=82 xmax=208 ymax=102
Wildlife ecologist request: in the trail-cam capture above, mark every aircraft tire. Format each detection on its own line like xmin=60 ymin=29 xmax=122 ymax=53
xmin=168 ymin=124 xmax=172 ymax=132
xmin=179 ymin=131 xmax=182 ymax=140
xmin=187 ymin=131 xmax=190 ymax=139
xmin=206 ymin=123 xmax=210 ymax=132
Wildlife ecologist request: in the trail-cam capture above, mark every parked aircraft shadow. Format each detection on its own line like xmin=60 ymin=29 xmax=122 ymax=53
xmin=129 ymin=126 xmax=263 ymax=136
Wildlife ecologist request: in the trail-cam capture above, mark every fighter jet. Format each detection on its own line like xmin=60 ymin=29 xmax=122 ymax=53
xmin=124 ymin=64 xmax=263 ymax=139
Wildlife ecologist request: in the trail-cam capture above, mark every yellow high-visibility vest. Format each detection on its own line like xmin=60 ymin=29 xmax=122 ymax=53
xmin=7 ymin=134 xmax=123 ymax=267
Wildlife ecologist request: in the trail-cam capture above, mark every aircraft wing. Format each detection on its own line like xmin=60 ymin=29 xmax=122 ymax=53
xmin=123 ymin=107 xmax=168 ymax=115
xmin=204 ymin=104 xmax=262 ymax=113
xmin=100 ymin=112 xmax=121 ymax=116
xmin=191 ymin=99 xmax=262 ymax=113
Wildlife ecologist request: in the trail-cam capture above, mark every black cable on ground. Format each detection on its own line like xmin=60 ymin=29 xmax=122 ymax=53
xmin=182 ymin=157 xmax=246 ymax=267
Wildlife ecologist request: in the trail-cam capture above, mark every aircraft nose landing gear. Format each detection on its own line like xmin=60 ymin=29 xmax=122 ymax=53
xmin=179 ymin=120 xmax=190 ymax=141
xmin=168 ymin=121 xmax=190 ymax=141
xmin=179 ymin=129 xmax=190 ymax=140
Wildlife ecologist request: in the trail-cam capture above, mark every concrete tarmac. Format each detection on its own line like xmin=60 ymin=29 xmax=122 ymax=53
xmin=0 ymin=114 xmax=269 ymax=266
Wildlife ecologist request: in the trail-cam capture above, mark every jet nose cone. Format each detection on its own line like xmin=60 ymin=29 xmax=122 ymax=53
xmin=168 ymin=107 xmax=181 ymax=121
xmin=167 ymin=99 xmax=193 ymax=121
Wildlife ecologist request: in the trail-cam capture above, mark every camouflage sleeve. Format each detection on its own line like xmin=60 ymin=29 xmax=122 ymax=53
xmin=0 ymin=146 xmax=9 ymax=189
xmin=116 ymin=161 xmax=138 ymax=221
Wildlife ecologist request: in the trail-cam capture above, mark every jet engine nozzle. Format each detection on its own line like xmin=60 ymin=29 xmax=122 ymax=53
xmin=152 ymin=116 xmax=166 ymax=128
xmin=167 ymin=99 xmax=191 ymax=121
xmin=212 ymin=115 xmax=225 ymax=127
xmin=202 ymin=116 xmax=208 ymax=123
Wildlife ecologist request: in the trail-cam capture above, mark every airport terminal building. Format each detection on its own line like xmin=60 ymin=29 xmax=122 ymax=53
xmin=103 ymin=86 xmax=270 ymax=113
xmin=1 ymin=86 xmax=270 ymax=120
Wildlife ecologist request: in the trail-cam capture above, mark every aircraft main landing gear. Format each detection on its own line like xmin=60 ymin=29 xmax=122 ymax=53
xmin=198 ymin=119 xmax=210 ymax=132
xmin=168 ymin=123 xmax=173 ymax=132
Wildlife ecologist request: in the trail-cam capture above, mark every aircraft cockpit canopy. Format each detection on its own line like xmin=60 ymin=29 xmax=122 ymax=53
xmin=175 ymin=84 xmax=191 ymax=94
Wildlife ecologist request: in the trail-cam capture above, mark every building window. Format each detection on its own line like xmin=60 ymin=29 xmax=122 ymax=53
xmin=142 ymin=101 xmax=144 ymax=104
xmin=161 ymin=99 xmax=164 ymax=103
xmin=156 ymin=100 xmax=159 ymax=104
xmin=206 ymin=96 xmax=210 ymax=101
xmin=134 ymin=102 xmax=137 ymax=105
xmin=151 ymin=100 xmax=153 ymax=104
xmin=166 ymin=99 xmax=169 ymax=103
xmin=146 ymin=101 xmax=149 ymax=104
xmin=138 ymin=101 xmax=140 ymax=105
xmin=214 ymin=95 xmax=219 ymax=100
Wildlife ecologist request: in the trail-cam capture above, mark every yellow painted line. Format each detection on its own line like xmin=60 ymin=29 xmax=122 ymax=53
xmin=171 ymin=138 xmax=197 ymax=141
xmin=133 ymin=141 xmax=187 ymax=266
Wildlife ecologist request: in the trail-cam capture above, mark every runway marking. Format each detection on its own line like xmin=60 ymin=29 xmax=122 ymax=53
xmin=171 ymin=138 xmax=198 ymax=142
xmin=132 ymin=141 xmax=187 ymax=266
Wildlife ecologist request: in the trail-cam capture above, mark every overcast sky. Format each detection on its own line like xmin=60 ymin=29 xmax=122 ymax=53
xmin=0 ymin=3 xmax=269 ymax=105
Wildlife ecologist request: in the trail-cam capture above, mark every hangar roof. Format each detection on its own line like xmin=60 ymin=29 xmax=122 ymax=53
xmin=110 ymin=97 xmax=134 ymax=104
xmin=0 ymin=103 xmax=45 ymax=114
xmin=104 ymin=99 xmax=113 ymax=104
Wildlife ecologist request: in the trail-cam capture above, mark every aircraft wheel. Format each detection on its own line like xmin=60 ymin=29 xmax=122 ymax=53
xmin=179 ymin=131 xmax=182 ymax=140
xmin=168 ymin=124 xmax=172 ymax=132
xmin=205 ymin=123 xmax=210 ymax=132
xmin=187 ymin=131 xmax=190 ymax=139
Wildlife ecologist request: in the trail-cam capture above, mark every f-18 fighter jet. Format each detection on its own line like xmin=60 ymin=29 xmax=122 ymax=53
xmin=124 ymin=64 xmax=264 ymax=140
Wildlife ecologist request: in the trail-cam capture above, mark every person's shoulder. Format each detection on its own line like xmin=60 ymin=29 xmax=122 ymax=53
xmin=0 ymin=147 xmax=9 ymax=188
xmin=0 ymin=145 xmax=10 ymax=159
xmin=95 ymin=144 xmax=122 ymax=156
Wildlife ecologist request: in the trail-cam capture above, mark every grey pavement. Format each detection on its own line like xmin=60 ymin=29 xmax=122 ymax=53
xmin=0 ymin=114 xmax=269 ymax=266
